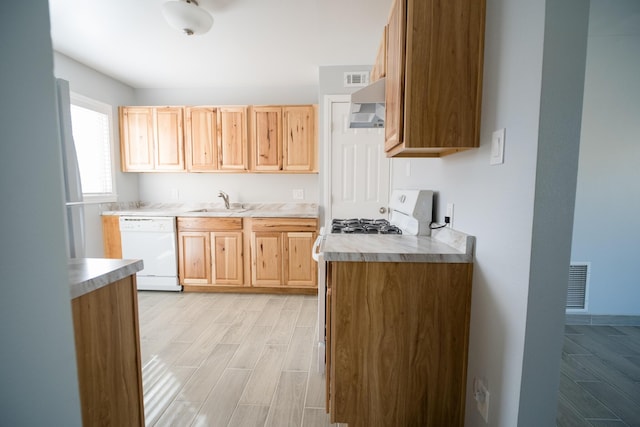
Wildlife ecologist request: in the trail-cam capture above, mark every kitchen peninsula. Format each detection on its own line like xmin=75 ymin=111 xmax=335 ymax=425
xmin=69 ymin=258 xmax=145 ymax=427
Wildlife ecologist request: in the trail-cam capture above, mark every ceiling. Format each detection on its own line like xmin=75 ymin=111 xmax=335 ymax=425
xmin=48 ymin=0 xmax=391 ymax=89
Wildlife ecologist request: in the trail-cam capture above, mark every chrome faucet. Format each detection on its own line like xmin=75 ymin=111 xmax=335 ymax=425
xmin=218 ymin=190 xmax=230 ymax=209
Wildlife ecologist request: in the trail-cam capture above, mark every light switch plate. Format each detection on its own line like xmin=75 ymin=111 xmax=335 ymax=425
xmin=490 ymin=128 xmax=506 ymax=165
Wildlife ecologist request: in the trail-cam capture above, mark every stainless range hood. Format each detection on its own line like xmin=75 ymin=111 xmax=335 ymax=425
xmin=348 ymin=77 xmax=385 ymax=129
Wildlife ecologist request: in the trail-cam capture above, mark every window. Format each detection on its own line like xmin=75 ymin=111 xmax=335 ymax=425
xmin=69 ymin=93 xmax=116 ymax=201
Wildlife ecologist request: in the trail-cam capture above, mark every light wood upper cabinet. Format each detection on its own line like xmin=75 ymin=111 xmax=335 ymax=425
xmin=384 ymin=0 xmax=486 ymax=157
xmin=120 ymin=107 xmax=154 ymax=171
xmin=185 ymin=106 xmax=218 ymax=171
xmin=249 ymin=105 xmax=317 ymax=173
xmin=217 ymin=107 xmax=248 ymax=171
xmin=370 ymin=26 xmax=387 ymax=82
xmin=283 ymin=106 xmax=317 ymax=172
xmin=251 ymin=218 xmax=317 ymax=288
xmin=250 ymin=106 xmax=283 ymax=171
xmin=120 ymin=106 xmax=185 ymax=171
xmin=154 ymin=107 xmax=185 ymax=170
xmin=177 ymin=217 xmax=244 ymax=286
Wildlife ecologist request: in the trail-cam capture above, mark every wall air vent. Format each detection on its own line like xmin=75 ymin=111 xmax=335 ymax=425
xmin=566 ymin=263 xmax=590 ymax=311
xmin=344 ymin=72 xmax=370 ymax=88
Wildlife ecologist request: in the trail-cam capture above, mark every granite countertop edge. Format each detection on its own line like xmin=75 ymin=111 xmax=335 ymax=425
xmin=69 ymin=258 xmax=144 ymax=299
xmin=100 ymin=202 xmax=319 ymax=219
xmin=321 ymin=228 xmax=476 ymax=264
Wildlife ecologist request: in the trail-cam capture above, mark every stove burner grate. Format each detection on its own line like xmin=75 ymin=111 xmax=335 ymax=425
xmin=331 ymin=218 xmax=401 ymax=235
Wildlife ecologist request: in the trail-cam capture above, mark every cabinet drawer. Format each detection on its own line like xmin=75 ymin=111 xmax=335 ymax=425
xmin=251 ymin=218 xmax=317 ymax=232
xmin=177 ymin=217 xmax=242 ymax=231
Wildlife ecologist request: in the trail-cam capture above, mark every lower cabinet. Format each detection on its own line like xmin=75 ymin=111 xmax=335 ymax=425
xmin=326 ymin=261 xmax=473 ymax=426
xmin=178 ymin=217 xmax=245 ymax=288
xmin=177 ymin=216 xmax=318 ymax=293
xmin=251 ymin=218 xmax=317 ymax=289
xmin=72 ymin=273 xmax=145 ymax=426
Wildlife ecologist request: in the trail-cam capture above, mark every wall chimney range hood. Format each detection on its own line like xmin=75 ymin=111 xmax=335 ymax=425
xmin=348 ymin=77 xmax=385 ymax=129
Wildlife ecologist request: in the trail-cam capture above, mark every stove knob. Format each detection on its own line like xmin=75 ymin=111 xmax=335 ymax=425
xmin=379 ymin=207 xmax=387 ymax=214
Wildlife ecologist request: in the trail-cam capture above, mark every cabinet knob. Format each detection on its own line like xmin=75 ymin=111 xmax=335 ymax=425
xmin=379 ymin=207 xmax=387 ymax=214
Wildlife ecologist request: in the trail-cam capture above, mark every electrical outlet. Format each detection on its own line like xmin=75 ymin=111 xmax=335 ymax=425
xmin=446 ymin=203 xmax=454 ymax=228
xmin=473 ymin=377 xmax=490 ymax=423
xmin=292 ymin=189 xmax=304 ymax=200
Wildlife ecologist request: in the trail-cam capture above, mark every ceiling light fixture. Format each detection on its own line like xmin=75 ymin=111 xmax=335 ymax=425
xmin=161 ymin=0 xmax=213 ymax=36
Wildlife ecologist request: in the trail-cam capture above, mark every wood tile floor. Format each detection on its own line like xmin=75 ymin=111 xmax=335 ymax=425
xmin=556 ymin=324 xmax=640 ymax=427
xmin=137 ymin=291 xmax=345 ymax=427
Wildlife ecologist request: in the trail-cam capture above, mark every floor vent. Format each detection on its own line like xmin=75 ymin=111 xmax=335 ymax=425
xmin=344 ymin=72 xmax=369 ymax=88
xmin=566 ymin=263 xmax=590 ymax=310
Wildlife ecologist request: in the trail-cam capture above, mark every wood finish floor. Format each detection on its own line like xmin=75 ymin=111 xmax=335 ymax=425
xmin=557 ymin=324 xmax=640 ymax=427
xmin=137 ymin=291 xmax=344 ymax=427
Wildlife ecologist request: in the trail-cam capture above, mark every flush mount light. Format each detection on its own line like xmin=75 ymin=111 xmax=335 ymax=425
xmin=161 ymin=0 xmax=213 ymax=36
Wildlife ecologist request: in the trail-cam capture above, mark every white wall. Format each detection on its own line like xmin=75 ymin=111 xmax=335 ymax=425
xmin=0 ymin=2 xmax=82 ymax=425
xmin=134 ymin=87 xmax=320 ymax=204
xmin=53 ymin=52 xmax=138 ymax=256
xmin=571 ymin=0 xmax=640 ymax=316
xmin=391 ymin=0 xmax=589 ymax=424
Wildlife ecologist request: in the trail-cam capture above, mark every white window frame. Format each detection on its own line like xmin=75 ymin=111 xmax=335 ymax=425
xmin=69 ymin=92 xmax=117 ymax=203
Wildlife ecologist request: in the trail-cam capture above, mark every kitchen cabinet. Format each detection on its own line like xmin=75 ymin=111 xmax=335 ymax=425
xmin=283 ymin=106 xmax=317 ymax=172
xmin=185 ymin=106 xmax=249 ymax=172
xmin=326 ymin=261 xmax=473 ymax=426
xmin=251 ymin=218 xmax=317 ymax=288
xmin=384 ymin=0 xmax=486 ymax=157
xmin=71 ymin=261 xmax=145 ymax=426
xmin=217 ymin=107 xmax=249 ymax=171
xmin=249 ymin=105 xmax=317 ymax=173
xmin=185 ymin=106 xmax=218 ymax=171
xmin=120 ymin=106 xmax=185 ymax=171
xmin=177 ymin=217 xmax=244 ymax=287
xmin=102 ymin=215 xmax=122 ymax=258
xmin=370 ymin=26 xmax=387 ymax=82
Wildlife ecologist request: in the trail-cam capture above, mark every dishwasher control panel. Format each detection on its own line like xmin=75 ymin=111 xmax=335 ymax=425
xmin=119 ymin=216 xmax=176 ymax=232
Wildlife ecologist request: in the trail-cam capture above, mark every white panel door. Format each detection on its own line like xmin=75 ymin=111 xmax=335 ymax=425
xmin=330 ymin=102 xmax=390 ymax=220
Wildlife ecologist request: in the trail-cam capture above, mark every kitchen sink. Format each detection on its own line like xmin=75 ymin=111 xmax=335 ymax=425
xmin=186 ymin=204 xmax=248 ymax=213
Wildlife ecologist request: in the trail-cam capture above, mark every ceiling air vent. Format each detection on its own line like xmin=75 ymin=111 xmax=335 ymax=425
xmin=344 ymin=72 xmax=370 ymax=88
xmin=566 ymin=263 xmax=590 ymax=310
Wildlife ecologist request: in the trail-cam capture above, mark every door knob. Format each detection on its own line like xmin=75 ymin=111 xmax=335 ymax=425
xmin=379 ymin=207 xmax=387 ymax=214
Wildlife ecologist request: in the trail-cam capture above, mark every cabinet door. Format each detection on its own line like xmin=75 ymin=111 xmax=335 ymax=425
xmin=178 ymin=231 xmax=211 ymax=284
xmin=370 ymin=26 xmax=387 ymax=82
xmin=217 ymin=107 xmax=248 ymax=171
xmin=101 ymin=215 xmax=122 ymax=259
xmin=251 ymin=231 xmax=283 ymax=286
xmin=119 ymin=107 xmax=154 ymax=172
xmin=284 ymin=231 xmax=316 ymax=287
xmin=384 ymin=0 xmax=406 ymax=153
xmin=154 ymin=107 xmax=185 ymax=170
xmin=250 ymin=106 xmax=282 ymax=171
xmin=185 ymin=107 xmax=218 ymax=171
xmin=283 ymin=106 xmax=316 ymax=172
xmin=211 ymin=231 xmax=243 ymax=285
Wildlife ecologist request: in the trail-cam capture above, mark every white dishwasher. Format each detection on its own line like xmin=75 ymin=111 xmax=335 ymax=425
xmin=119 ymin=216 xmax=181 ymax=291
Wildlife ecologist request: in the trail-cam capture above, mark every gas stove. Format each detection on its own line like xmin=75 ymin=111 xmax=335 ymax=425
xmin=331 ymin=218 xmax=402 ymax=234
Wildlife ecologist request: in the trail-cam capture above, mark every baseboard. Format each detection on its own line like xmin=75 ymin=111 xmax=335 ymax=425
xmin=566 ymin=314 xmax=640 ymax=326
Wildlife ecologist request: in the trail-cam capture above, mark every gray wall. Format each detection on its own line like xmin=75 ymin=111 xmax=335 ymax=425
xmin=390 ymin=0 xmax=589 ymax=424
xmin=0 ymin=2 xmax=82 ymax=425
xmin=571 ymin=0 xmax=640 ymax=316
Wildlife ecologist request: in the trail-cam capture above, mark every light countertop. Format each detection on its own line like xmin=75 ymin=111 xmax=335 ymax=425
xmin=101 ymin=202 xmax=319 ymax=218
xmin=320 ymin=227 xmax=475 ymax=263
xmin=69 ymin=258 xmax=144 ymax=299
